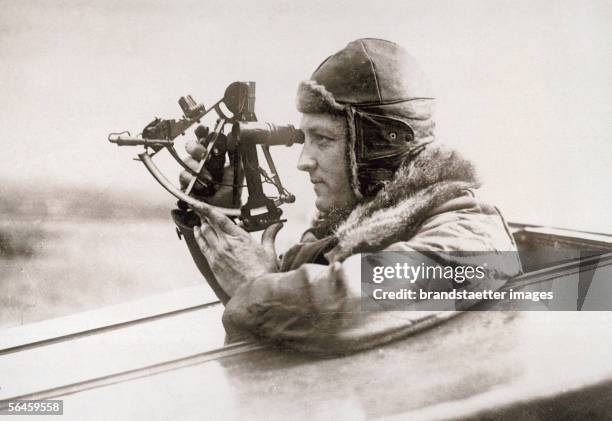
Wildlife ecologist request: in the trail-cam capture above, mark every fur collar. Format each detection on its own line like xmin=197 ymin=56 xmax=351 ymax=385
xmin=323 ymin=144 xmax=480 ymax=261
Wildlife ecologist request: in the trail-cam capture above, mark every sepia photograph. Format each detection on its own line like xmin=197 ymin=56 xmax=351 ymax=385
xmin=1 ymin=0 xmax=611 ymax=419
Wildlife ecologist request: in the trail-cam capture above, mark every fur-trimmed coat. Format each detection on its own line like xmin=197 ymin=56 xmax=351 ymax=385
xmin=221 ymin=145 xmax=522 ymax=355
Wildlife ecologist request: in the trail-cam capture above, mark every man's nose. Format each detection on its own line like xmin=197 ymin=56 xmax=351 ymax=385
xmin=297 ymin=146 xmax=317 ymax=172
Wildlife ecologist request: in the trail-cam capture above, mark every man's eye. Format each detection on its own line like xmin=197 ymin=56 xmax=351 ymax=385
xmin=314 ymin=135 xmax=333 ymax=145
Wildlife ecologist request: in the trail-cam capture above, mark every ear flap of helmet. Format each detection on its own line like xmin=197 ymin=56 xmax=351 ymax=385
xmin=354 ymin=111 xmax=414 ymax=163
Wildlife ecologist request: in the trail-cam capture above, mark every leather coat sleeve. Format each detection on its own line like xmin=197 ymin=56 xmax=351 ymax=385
xmin=222 ymin=262 xmax=357 ymax=342
xmin=222 ymin=202 xmax=522 ymax=355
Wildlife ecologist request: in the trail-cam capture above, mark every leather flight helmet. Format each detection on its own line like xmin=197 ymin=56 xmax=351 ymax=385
xmin=297 ymin=38 xmax=436 ymax=198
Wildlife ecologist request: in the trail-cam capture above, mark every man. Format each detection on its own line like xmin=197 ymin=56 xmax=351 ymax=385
xmin=177 ymin=38 xmax=522 ymax=354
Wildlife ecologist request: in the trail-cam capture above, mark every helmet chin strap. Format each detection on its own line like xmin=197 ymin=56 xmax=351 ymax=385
xmin=344 ymin=106 xmax=363 ymax=200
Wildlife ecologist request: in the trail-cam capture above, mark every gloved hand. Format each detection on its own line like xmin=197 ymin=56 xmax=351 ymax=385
xmin=178 ymin=139 xmax=242 ymax=208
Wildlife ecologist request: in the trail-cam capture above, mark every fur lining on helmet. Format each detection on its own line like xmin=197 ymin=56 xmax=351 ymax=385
xmin=296 ymin=80 xmax=347 ymax=115
xmin=326 ymin=144 xmax=480 ymax=261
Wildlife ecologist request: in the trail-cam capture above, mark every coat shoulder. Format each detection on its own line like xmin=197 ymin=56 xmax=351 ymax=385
xmin=389 ymin=190 xmax=519 ymax=253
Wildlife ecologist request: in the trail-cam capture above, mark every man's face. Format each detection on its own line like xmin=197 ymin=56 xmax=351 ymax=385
xmin=298 ymin=113 xmax=357 ymax=212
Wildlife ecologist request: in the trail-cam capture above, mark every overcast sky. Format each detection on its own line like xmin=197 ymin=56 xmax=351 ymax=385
xmin=1 ymin=0 xmax=610 ymax=232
